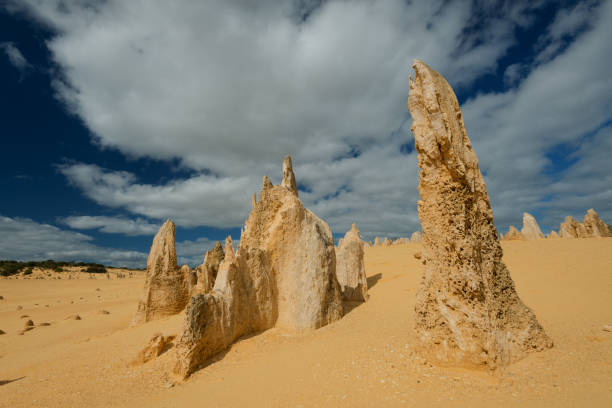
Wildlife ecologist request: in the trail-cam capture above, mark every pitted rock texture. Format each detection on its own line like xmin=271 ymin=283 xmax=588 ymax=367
xmin=133 ymin=220 xmax=189 ymax=324
xmin=336 ymin=223 xmax=369 ymax=301
xmin=408 ymin=59 xmax=552 ymax=369
xmin=173 ymin=157 xmax=342 ymax=378
xmin=194 ymin=241 xmax=224 ymax=294
xmin=521 ymin=212 xmax=544 ymax=240
xmin=583 ymin=208 xmax=611 ymax=237
xmin=559 ymin=216 xmax=587 ymax=238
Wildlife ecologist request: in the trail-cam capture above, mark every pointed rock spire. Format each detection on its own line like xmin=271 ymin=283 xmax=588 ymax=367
xmin=133 ymin=219 xmax=189 ymax=324
xmin=263 ymin=175 xmax=273 ymax=190
xmin=521 ymin=212 xmax=544 ymax=240
xmin=408 ymin=59 xmax=551 ymax=368
xmin=281 ymin=155 xmax=298 ymax=196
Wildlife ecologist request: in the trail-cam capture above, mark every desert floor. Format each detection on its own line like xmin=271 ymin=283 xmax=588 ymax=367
xmin=1 ymin=239 xmax=611 ymax=407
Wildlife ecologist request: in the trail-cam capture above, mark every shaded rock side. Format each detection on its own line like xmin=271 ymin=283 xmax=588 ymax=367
xmin=133 ymin=220 xmax=189 ymax=324
xmin=521 ymin=212 xmax=544 ymax=240
xmin=559 ymin=216 xmax=587 ymax=238
xmin=410 ymin=231 xmax=423 ymax=243
xmin=583 ymin=208 xmax=612 ymax=237
xmin=336 ymin=223 xmax=369 ymax=302
xmin=173 ymin=157 xmax=343 ymax=378
xmin=502 ymin=225 xmax=523 ymax=241
xmin=408 ymin=60 xmax=552 ymax=369
xmin=194 ymin=241 xmax=224 ymax=294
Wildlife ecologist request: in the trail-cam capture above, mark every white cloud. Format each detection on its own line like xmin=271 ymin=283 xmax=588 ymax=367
xmin=10 ymin=0 xmax=612 ymax=240
xmin=1 ymin=42 xmax=29 ymax=70
xmin=176 ymin=237 xmax=224 ymax=267
xmin=60 ymin=215 xmax=161 ymax=236
xmin=461 ymin=0 xmax=612 ymax=232
xmin=0 ymin=215 xmax=147 ymax=268
xmin=13 ymin=0 xmax=526 ymax=176
xmin=59 ymin=163 xmax=256 ymax=228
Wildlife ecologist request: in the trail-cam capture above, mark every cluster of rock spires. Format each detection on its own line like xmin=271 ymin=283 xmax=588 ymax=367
xmin=130 ymin=59 xmax=574 ymax=378
xmin=408 ymin=59 xmax=552 ymax=368
xmin=371 ymin=231 xmax=422 ymax=246
xmin=501 ymin=209 xmax=611 ymax=240
xmin=134 ymin=156 xmax=369 ymax=378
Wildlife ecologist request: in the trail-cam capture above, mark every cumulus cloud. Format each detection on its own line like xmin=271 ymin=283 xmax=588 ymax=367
xmin=176 ymin=237 xmax=224 ymax=266
xmin=60 ymin=215 xmax=161 ymax=236
xmin=0 ymin=215 xmax=147 ymax=267
xmin=1 ymin=42 xmax=29 ymax=70
xmin=13 ymin=0 xmax=530 ymax=174
xmin=462 ymin=0 xmax=612 ymax=231
xmin=9 ymin=0 xmax=612 ymax=241
xmin=59 ymin=163 xmax=256 ymax=228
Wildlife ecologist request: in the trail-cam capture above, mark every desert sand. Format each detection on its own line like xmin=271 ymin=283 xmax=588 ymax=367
xmin=1 ymin=238 xmax=611 ymax=407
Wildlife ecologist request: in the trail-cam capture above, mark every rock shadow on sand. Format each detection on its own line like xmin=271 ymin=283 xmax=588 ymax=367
xmin=366 ymin=273 xmax=382 ymax=289
xmin=0 ymin=377 xmax=25 ymax=386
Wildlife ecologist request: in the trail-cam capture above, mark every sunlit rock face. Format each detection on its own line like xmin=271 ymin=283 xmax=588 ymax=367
xmin=173 ymin=156 xmax=343 ymax=379
xmin=408 ymin=59 xmax=552 ymax=369
xmin=133 ymin=220 xmax=190 ymax=324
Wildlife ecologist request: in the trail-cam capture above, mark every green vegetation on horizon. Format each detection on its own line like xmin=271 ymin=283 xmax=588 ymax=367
xmin=0 ymin=259 xmax=126 ymax=276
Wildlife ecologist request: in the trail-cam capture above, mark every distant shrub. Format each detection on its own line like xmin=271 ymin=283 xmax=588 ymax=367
xmin=85 ymin=264 xmax=107 ymax=274
xmin=23 ymin=268 xmax=33 ymax=275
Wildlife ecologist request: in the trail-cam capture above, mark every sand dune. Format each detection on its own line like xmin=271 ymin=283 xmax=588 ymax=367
xmin=1 ymin=239 xmax=611 ymax=407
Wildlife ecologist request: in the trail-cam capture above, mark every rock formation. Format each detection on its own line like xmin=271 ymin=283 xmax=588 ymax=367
xmin=559 ymin=216 xmax=587 ymax=238
xmin=583 ymin=209 xmax=611 ymax=237
xmin=383 ymin=238 xmax=392 ymax=246
xmin=502 ymin=225 xmax=523 ymax=241
xmin=396 ymin=237 xmax=410 ymax=245
xmin=132 ymin=333 xmax=175 ymax=365
xmin=181 ymin=265 xmax=197 ymax=294
xmin=374 ymin=237 xmax=382 ymax=246
xmin=408 ymin=59 xmax=552 ymax=368
xmin=173 ymin=156 xmax=343 ymax=378
xmin=521 ymin=212 xmax=544 ymax=240
xmin=133 ymin=220 xmax=190 ymax=324
xmin=194 ymin=241 xmax=224 ymax=294
xmin=336 ymin=223 xmax=369 ymax=302
xmin=548 ymin=230 xmax=560 ymax=239
xmin=410 ymin=231 xmax=423 ymax=243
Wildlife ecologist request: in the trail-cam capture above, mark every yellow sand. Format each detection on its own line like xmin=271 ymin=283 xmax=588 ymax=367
xmin=1 ymin=239 xmax=611 ymax=407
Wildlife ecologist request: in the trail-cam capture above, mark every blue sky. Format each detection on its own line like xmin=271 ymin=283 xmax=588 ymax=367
xmin=1 ymin=0 xmax=611 ymax=268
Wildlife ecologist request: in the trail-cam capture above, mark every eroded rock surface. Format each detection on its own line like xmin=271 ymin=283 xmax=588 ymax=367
xmin=408 ymin=60 xmax=552 ymax=368
xmin=521 ymin=212 xmax=544 ymax=240
xmin=583 ymin=209 xmax=611 ymax=237
xmin=559 ymin=216 xmax=587 ymax=238
xmin=336 ymin=223 xmax=368 ymax=301
xmin=502 ymin=225 xmax=523 ymax=241
xmin=194 ymin=242 xmax=224 ymax=294
xmin=132 ymin=333 xmax=175 ymax=365
xmin=173 ymin=156 xmax=342 ymax=378
xmin=133 ymin=220 xmax=189 ymax=324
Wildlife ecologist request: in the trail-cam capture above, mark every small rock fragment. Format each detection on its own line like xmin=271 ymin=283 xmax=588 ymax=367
xmin=132 ymin=333 xmax=176 ymax=365
xmin=414 ymin=252 xmax=422 ymax=260
xmin=603 ymin=325 xmax=612 ymax=332
xmin=16 ymin=305 xmax=22 ymax=311
xmin=24 ymin=319 xmax=34 ymax=327
xmin=98 ymin=310 xmax=110 ymax=315
xmin=65 ymin=314 xmax=82 ymax=320
xmin=38 ymin=322 xmax=51 ymax=326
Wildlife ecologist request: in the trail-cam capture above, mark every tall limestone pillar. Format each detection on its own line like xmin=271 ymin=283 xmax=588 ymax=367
xmin=408 ymin=60 xmax=552 ymax=368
